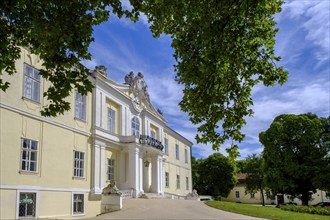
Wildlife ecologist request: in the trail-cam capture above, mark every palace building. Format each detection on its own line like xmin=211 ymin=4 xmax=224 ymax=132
xmin=0 ymin=47 xmax=193 ymax=219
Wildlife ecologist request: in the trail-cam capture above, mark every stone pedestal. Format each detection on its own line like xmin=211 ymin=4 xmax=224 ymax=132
xmin=101 ymin=194 xmax=122 ymax=213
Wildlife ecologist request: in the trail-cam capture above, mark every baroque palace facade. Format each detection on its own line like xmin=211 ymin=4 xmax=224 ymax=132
xmin=0 ymin=47 xmax=193 ymax=219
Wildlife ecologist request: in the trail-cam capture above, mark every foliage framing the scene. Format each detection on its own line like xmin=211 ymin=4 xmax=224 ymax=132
xmin=1 ymin=0 xmax=287 ymax=148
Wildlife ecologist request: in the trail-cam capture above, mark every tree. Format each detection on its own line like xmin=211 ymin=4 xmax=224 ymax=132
xmin=260 ymin=113 xmax=330 ymax=206
xmin=1 ymin=0 xmax=288 ymax=147
xmin=191 ymin=156 xmax=203 ymax=192
xmin=244 ymin=154 xmax=267 ymax=206
xmin=197 ymin=153 xmax=236 ymax=198
xmin=0 ymin=0 xmax=139 ymax=116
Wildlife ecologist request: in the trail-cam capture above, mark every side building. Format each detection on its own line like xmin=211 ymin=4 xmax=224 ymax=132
xmin=0 ymin=49 xmax=193 ymax=219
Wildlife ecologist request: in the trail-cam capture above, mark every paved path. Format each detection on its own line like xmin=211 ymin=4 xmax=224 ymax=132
xmin=89 ymin=199 xmax=266 ymax=219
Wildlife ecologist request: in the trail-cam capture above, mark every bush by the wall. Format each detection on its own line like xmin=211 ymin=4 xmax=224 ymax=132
xmin=280 ymin=204 xmax=330 ymax=216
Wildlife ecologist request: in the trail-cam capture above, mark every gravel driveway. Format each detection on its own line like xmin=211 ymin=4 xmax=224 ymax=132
xmin=89 ymin=199 xmax=267 ymax=219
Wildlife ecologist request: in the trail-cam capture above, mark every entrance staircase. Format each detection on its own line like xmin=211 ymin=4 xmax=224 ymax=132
xmin=140 ymin=193 xmax=168 ymax=199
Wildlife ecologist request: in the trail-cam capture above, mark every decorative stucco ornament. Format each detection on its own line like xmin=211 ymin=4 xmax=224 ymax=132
xmin=124 ymin=71 xmax=151 ymax=112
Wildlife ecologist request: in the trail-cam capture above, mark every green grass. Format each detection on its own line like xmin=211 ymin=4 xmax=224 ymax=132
xmin=205 ymin=201 xmax=330 ymax=220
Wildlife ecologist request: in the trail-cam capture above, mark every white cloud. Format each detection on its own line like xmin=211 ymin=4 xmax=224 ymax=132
xmin=278 ymin=0 xmax=330 ymax=62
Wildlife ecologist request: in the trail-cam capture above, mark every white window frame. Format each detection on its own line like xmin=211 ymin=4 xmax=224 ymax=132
xmin=107 ymin=108 xmax=116 ymax=133
xmin=16 ymin=190 xmax=39 ymax=219
xmin=165 ymin=172 xmax=169 ymax=188
xmin=186 ymin=177 xmax=189 ymax=190
xmin=176 ymin=175 xmax=180 ymax=189
xmin=164 ymin=138 xmax=169 ymax=155
xmin=184 ymin=148 xmax=188 ymax=163
xmin=251 ymin=193 xmax=255 ymax=198
xmin=235 ymin=191 xmax=240 ymax=198
xmin=23 ymin=63 xmax=41 ymax=103
xmin=75 ymin=91 xmax=86 ymax=121
xmin=107 ymin=159 xmax=115 ymax=181
xmin=72 ymin=193 xmax=85 ymax=216
xmin=20 ymin=138 xmax=38 ymax=173
xmin=131 ymin=117 xmax=140 ymax=136
xmin=175 ymin=144 xmax=179 ymax=160
xmin=73 ymin=151 xmax=85 ymax=178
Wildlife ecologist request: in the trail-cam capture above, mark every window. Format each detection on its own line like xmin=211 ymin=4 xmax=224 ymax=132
xmin=184 ymin=149 xmax=188 ymax=163
xmin=176 ymin=175 xmax=180 ymax=189
xmin=165 ymin=172 xmax=169 ymax=188
xmin=186 ymin=177 xmax=189 ymax=190
xmin=150 ymin=130 xmax=156 ymax=139
xmin=251 ymin=193 xmax=255 ymax=198
xmin=75 ymin=92 xmax=86 ymax=121
xmin=131 ymin=117 xmax=140 ymax=136
xmin=164 ymin=138 xmax=168 ymax=155
xmin=21 ymin=138 xmax=38 ymax=172
xmin=73 ymin=194 xmax=84 ymax=215
xmin=19 ymin=192 xmax=36 ymax=218
xmin=235 ymin=191 xmax=240 ymax=198
xmin=175 ymin=144 xmax=179 ymax=160
xmin=73 ymin=151 xmax=84 ymax=178
xmin=266 ymin=191 xmax=271 ymax=199
xmin=107 ymin=159 xmax=115 ymax=181
xmin=107 ymin=108 xmax=116 ymax=133
xmin=23 ymin=64 xmax=40 ymax=102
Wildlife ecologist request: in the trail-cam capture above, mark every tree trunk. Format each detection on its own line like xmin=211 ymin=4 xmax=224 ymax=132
xmin=260 ymin=188 xmax=265 ymax=206
xmin=301 ymin=192 xmax=309 ymax=206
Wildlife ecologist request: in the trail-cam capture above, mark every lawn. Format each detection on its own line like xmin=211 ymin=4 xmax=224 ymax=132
xmin=205 ymin=201 xmax=329 ymax=220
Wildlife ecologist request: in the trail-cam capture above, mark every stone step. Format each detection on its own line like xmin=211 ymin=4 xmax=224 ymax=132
xmin=140 ymin=193 xmax=168 ymax=199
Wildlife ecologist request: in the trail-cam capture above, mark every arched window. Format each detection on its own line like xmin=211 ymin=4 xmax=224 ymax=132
xmin=131 ymin=117 xmax=140 ymax=136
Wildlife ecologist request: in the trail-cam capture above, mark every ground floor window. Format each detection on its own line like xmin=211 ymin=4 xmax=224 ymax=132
xmin=186 ymin=177 xmax=189 ymax=190
xmin=165 ymin=172 xmax=169 ymax=188
xmin=251 ymin=193 xmax=255 ymax=198
xmin=19 ymin=192 xmax=36 ymax=218
xmin=73 ymin=194 xmax=84 ymax=215
xmin=176 ymin=175 xmax=180 ymax=189
xmin=235 ymin=191 xmax=240 ymax=198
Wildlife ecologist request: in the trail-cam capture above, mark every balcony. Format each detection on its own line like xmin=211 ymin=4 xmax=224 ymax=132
xmin=139 ymin=135 xmax=164 ymax=151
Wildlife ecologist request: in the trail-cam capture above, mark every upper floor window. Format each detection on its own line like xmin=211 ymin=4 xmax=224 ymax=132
xmin=21 ymin=138 xmax=38 ymax=172
xmin=175 ymin=144 xmax=179 ymax=160
xmin=131 ymin=117 xmax=140 ymax=136
xmin=164 ymin=138 xmax=169 ymax=155
xmin=73 ymin=151 xmax=84 ymax=178
xmin=23 ymin=64 xmax=40 ymax=102
xmin=75 ymin=92 xmax=86 ymax=121
xmin=184 ymin=149 xmax=188 ymax=163
xmin=107 ymin=159 xmax=115 ymax=181
xmin=107 ymin=108 xmax=116 ymax=133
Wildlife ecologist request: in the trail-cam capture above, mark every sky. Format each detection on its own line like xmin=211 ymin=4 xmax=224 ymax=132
xmin=83 ymin=0 xmax=330 ymax=159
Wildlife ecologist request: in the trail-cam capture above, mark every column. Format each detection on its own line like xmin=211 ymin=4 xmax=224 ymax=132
xmin=119 ymin=150 xmax=126 ymax=189
xmin=159 ymin=157 xmax=164 ymax=194
xmin=92 ymin=141 xmax=106 ymax=194
xmin=139 ymin=151 xmax=144 ymax=194
xmin=151 ymin=155 xmax=162 ymax=194
xmin=128 ymin=146 xmax=140 ymax=197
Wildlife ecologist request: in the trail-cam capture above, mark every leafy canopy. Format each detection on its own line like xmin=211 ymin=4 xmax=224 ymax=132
xmin=194 ymin=153 xmax=237 ymax=198
xmin=1 ymin=0 xmax=287 ymax=148
xmin=260 ymin=113 xmax=330 ymax=205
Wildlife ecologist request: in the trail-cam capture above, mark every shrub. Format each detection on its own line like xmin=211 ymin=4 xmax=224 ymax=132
xmin=280 ymin=205 xmax=330 ymax=216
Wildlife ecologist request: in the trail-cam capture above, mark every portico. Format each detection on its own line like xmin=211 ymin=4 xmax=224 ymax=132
xmin=92 ymin=134 xmax=164 ymax=198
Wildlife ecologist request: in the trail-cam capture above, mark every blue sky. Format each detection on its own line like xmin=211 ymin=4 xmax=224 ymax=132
xmin=83 ymin=0 xmax=330 ymax=159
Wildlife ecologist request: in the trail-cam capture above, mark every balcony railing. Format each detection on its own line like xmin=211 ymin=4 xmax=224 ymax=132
xmin=139 ymin=135 xmax=164 ymax=151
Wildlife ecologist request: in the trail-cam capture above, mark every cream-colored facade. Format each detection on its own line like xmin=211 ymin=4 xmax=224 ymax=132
xmin=0 ymin=48 xmax=193 ymax=219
